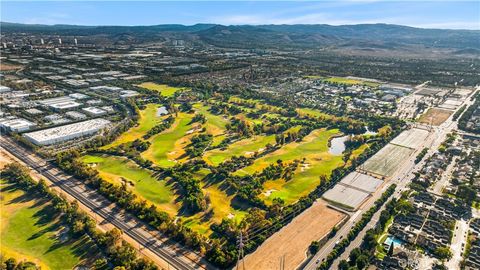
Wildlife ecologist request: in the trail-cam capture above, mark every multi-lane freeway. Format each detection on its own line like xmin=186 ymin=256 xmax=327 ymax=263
xmin=0 ymin=136 xmax=211 ymax=270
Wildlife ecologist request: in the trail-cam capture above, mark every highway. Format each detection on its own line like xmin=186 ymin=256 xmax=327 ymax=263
xmin=0 ymin=136 xmax=210 ymax=270
xmin=303 ymin=87 xmax=476 ymax=270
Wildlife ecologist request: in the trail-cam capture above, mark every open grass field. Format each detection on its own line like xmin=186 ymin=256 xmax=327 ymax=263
xmin=104 ymin=103 xmax=162 ymax=148
xmin=243 ymin=200 xmax=345 ymax=270
xmin=0 ymin=180 xmax=98 ymax=269
xmin=81 ymin=154 xmax=179 ymax=215
xmin=138 ymin=82 xmax=186 ymax=97
xmin=324 ymin=77 xmax=380 ymax=88
xmin=141 ymin=112 xmax=195 ymax=167
xmin=362 ymin=143 xmax=414 ymax=178
xmin=418 ymin=108 xmax=453 ymax=126
xmin=235 ymin=129 xmax=345 ymax=204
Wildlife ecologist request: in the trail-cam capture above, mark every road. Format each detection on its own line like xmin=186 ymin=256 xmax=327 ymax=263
xmin=0 ymin=136 xmax=210 ymax=270
xmin=430 ymin=154 xmax=458 ymax=195
xmin=446 ymin=219 xmax=469 ymax=270
xmin=303 ymin=87 xmax=475 ymax=270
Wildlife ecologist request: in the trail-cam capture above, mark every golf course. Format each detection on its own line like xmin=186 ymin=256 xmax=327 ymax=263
xmin=81 ymin=93 xmax=369 ymax=235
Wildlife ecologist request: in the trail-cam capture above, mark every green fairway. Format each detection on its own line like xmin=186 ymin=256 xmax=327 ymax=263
xmin=296 ymin=107 xmax=333 ymax=119
xmin=0 ymin=180 xmax=98 ymax=269
xmin=182 ymin=169 xmax=247 ymax=235
xmin=104 ymin=103 xmax=162 ymax=148
xmin=82 ymin=154 xmax=179 ymax=215
xmin=142 ymin=112 xmax=195 ymax=167
xmin=203 ymin=134 xmax=276 ymax=166
xmin=236 ymin=129 xmax=345 ymax=204
xmin=138 ymin=82 xmax=186 ymax=97
xmin=193 ymin=103 xmax=229 ymax=146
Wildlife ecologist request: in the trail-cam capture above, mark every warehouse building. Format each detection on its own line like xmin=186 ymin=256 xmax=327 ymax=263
xmin=23 ymin=118 xmax=110 ymax=145
xmin=82 ymin=106 xmax=107 ymax=116
xmin=38 ymin=96 xmax=82 ymax=111
xmin=0 ymin=118 xmax=36 ymax=132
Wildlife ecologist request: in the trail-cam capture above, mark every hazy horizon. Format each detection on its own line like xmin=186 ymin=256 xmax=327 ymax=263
xmin=1 ymin=1 xmax=479 ymax=30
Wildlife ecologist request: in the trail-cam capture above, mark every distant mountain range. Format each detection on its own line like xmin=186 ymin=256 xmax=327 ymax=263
xmin=2 ymin=22 xmax=479 ymax=52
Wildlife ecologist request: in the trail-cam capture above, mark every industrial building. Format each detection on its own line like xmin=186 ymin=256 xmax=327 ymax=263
xmin=23 ymin=118 xmax=110 ymax=145
xmin=0 ymin=118 xmax=36 ymax=132
xmin=82 ymin=106 xmax=107 ymax=116
xmin=38 ymin=96 xmax=82 ymax=111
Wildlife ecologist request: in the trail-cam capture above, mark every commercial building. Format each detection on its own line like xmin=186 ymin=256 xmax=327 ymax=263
xmin=23 ymin=118 xmax=110 ymax=145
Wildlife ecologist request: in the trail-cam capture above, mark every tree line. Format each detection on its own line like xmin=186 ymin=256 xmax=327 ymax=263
xmin=1 ymin=163 xmax=157 ymax=270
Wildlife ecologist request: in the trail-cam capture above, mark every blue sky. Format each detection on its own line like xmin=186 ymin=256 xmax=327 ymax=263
xmin=2 ymin=1 xmax=479 ymax=30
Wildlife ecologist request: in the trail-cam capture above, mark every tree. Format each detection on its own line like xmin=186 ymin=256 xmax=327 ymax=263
xmin=339 ymin=260 xmax=349 ymax=270
xmin=349 ymin=248 xmax=361 ymax=264
xmin=387 ymin=242 xmax=394 ymax=256
xmin=361 ymin=229 xmax=377 ymax=251
xmin=434 ymin=247 xmax=453 ymax=261
xmin=356 ymin=254 xmax=369 ymax=269
xmin=309 ymin=241 xmax=320 ymax=254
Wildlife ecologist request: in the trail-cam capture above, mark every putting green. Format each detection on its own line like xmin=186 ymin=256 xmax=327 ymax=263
xmin=138 ymin=82 xmax=185 ymax=97
xmin=0 ymin=180 xmax=98 ymax=269
xmin=236 ymin=129 xmax=346 ymax=204
xmin=104 ymin=103 xmax=162 ymax=149
xmin=82 ymin=154 xmax=179 ymax=215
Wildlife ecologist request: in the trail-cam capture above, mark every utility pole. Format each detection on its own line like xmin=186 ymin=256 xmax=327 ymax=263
xmin=236 ymin=231 xmax=245 ymax=270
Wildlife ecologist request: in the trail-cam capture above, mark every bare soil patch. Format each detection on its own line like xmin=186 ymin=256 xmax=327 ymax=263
xmin=243 ymin=201 xmax=345 ymax=270
xmin=418 ymin=108 xmax=453 ymax=126
xmin=0 ymin=63 xmax=22 ymax=71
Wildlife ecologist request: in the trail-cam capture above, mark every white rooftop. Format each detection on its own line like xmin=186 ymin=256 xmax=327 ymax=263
xmin=24 ymin=119 xmax=110 ymax=145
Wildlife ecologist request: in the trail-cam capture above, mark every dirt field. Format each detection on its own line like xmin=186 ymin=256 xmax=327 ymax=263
xmin=243 ymin=201 xmax=346 ymax=270
xmin=0 ymin=148 xmax=15 ymax=168
xmin=0 ymin=63 xmax=22 ymax=71
xmin=418 ymin=108 xmax=453 ymax=126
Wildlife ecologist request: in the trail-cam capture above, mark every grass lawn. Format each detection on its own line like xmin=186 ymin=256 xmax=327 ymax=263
xmin=235 ymin=129 xmax=345 ymax=204
xmin=81 ymin=154 xmax=179 ymax=215
xmin=138 ymin=82 xmax=186 ymax=97
xmin=142 ymin=112 xmax=195 ymax=167
xmin=103 ymin=103 xmax=162 ymax=149
xmin=0 ymin=180 xmax=98 ymax=269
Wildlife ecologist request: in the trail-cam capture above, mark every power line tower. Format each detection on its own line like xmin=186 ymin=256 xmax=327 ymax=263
xmin=236 ymin=231 xmax=246 ymax=270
